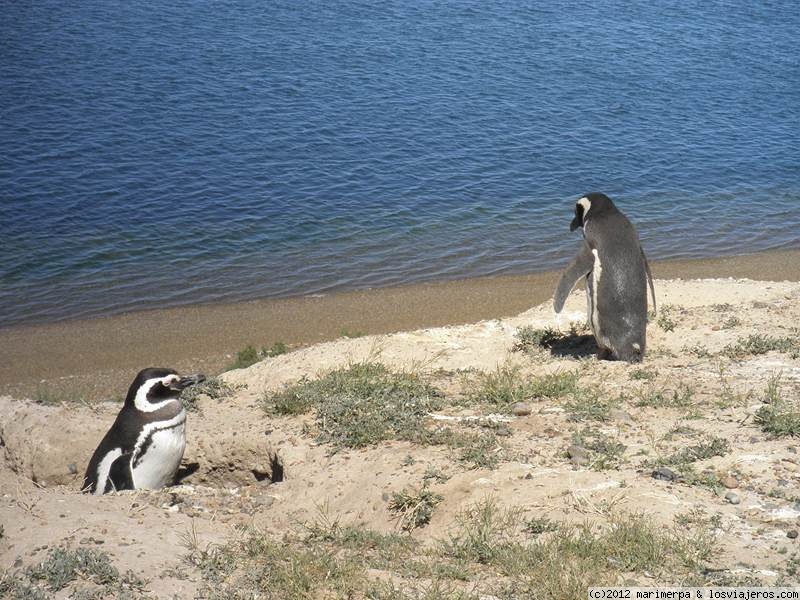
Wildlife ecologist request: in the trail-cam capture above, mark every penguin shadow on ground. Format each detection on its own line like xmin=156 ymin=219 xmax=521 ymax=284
xmin=175 ymin=462 xmax=200 ymax=484
xmin=545 ymin=332 xmax=598 ymax=359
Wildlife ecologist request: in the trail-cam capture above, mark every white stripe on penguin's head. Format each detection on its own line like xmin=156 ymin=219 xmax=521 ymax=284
xmin=571 ymin=196 xmax=593 ymax=235
xmin=134 ymin=375 xmax=182 ymax=413
xmin=577 ymin=196 xmax=591 ymax=217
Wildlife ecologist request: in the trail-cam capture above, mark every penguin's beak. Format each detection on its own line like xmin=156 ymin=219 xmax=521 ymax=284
xmin=172 ymin=373 xmax=206 ymax=390
xmin=570 ymin=215 xmax=582 ymax=231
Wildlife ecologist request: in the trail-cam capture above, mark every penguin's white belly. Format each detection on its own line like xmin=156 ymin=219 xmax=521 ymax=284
xmin=587 ymin=249 xmax=610 ymax=348
xmin=131 ymin=413 xmax=186 ymax=490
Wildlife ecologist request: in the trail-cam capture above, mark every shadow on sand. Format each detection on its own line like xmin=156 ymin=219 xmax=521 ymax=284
xmin=175 ymin=462 xmax=200 ymax=484
xmin=545 ymin=332 xmax=598 ymax=359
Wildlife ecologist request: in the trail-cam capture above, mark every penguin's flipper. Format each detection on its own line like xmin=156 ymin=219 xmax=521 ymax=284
xmin=106 ymin=453 xmax=135 ymax=493
xmin=641 ymin=246 xmax=657 ymax=315
xmin=554 ymin=243 xmax=594 ymax=313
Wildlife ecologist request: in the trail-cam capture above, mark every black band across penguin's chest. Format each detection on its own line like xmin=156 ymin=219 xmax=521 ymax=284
xmin=132 ymin=415 xmax=186 ymax=468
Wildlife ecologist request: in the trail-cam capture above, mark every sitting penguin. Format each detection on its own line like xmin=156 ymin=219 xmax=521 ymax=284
xmin=83 ymin=368 xmax=205 ymax=495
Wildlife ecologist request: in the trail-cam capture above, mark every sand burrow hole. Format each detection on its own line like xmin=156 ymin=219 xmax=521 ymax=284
xmin=0 ymin=397 xmax=285 ymax=491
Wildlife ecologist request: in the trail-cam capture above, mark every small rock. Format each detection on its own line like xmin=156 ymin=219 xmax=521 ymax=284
xmin=749 ymin=436 xmax=759 ymax=444
xmin=511 ymin=402 xmax=532 ymax=416
xmin=567 ymin=445 xmax=591 ymax=466
xmin=495 ymin=424 xmax=513 ymax=437
xmin=67 ymin=463 xmax=77 ymax=475
xmin=608 ymin=409 xmax=634 ymax=423
xmin=788 ymin=530 xmax=798 ymax=539
xmin=256 ymin=496 xmax=275 ymax=508
xmin=652 ymin=467 xmax=677 ymax=482
xmin=724 ymin=491 xmax=740 ymax=505
xmin=721 ymin=476 xmax=739 ymax=489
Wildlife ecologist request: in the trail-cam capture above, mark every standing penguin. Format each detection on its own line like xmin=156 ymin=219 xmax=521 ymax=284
xmin=83 ymin=368 xmax=205 ymax=495
xmin=553 ymin=193 xmax=656 ymax=362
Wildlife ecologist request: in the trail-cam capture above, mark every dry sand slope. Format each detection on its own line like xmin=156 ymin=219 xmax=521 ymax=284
xmin=1 ymin=278 xmax=800 ymax=598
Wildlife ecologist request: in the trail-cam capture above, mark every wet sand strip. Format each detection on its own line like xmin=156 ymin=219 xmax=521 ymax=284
xmin=1 ymin=249 xmax=798 ymax=400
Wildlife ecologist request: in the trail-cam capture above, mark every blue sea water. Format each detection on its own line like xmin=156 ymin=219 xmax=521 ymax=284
xmin=1 ymin=1 xmax=798 ymax=327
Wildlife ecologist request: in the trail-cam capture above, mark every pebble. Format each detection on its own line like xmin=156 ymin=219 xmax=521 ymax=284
xmin=788 ymin=530 xmax=798 ymax=539
xmin=256 ymin=496 xmax=275 ymax=508
xmin=567 ymin=445 xmax=591 ymax=466
xmin=724 ymin=491 xmax=740 ymax=505
xmin=652 ymin=467 xmax=677 ymax=482
xmin=79 ymin=536 xmax=104 ymax=545
xmin=67 ymin=463 xmax=77 ymax=475
xmin=608 ymin=409 xmax=634 ymax=423
xmin=495 ymin=424 xmax=513 ymax=437
xmin=511 ymin=402 xmax=532 ymax=416
xmin=721 ymin=476 xmax=739 ymax=489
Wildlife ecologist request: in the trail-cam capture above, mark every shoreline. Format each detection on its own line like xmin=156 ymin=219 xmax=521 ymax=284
xmin=1 ymin=248 xmax=799 ymax=400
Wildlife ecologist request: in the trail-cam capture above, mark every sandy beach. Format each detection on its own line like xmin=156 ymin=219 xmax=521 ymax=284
xmin=2 ymin=249 xmax=800 ymax=596
xmin=1 ymin=248 xmax=799 ymax=402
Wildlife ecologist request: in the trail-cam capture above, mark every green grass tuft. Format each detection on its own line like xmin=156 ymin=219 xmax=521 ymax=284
xmin=564 ymin=391 xmax=620 ymax=422
xmin=632 ymin=383 xmax=695 ymax=409
xmin=464 ymin=365 xmax=580 ymax=411
xmin=656 ymin=305 xmax=681 ymax=332
xmin=226 ymin=341 xmax=289 ymax=371
xmin=629 ymin=368 xmax=657 ymax=381
xmin=570 ymin=428 xmax=627 ymax=470
xmin=512 ymin=326 xmax=562 ymax=353
xmin=389 ymin=485 xmax=444 ymax=531
xmin=181 ymin=377 xmax=241 ymax=413
xmin=1 ymin=546 xmax=147 ymax=599
xmin=648 ymin=435 xmax=730 ymax=469
xmin=755 ymin=374 xmax=800 ymax=437
xmin=228 ymin=345 xmax=260 ymax=370
xmin=721 ymin=316 xmax=741 ymax=329
xmin=264 ymin=362 xmax=508 ymax=468
xmin=524 ymin=516 xmax=560 ymax=536
xmin=264 ymin=362 xmax=444 ymax=447
xmin=721 ymin=334 xmax=798 ymax=359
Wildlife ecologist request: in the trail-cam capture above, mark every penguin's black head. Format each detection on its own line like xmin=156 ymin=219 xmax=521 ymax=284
xmin=570 ymin=192 xmax=616 ymax=231
xmin=125 ymin=367 xmax=206 ymax=411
